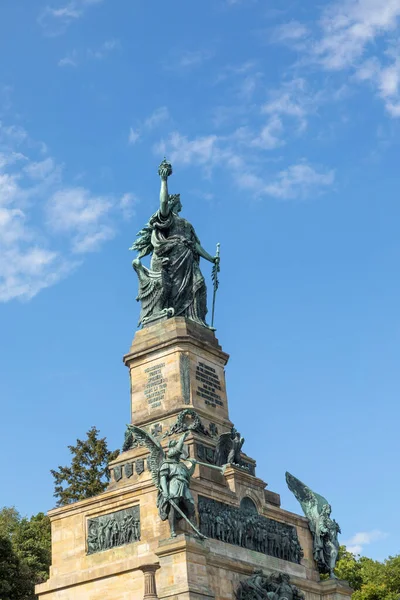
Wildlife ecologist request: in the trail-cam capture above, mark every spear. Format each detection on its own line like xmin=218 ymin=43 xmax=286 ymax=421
xmin=211 ymin=243 xmax=220 ymax=329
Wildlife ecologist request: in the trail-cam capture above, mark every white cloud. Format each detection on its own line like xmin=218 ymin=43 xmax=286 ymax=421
xmin=262 ymin=78 xmax=318 ymax=132
xmin=345 ymin=530 xmax=388 ymax=555
xmin=250 ymin=115 xmax=284 ymax=149
xmin=88 ymin=39 xmax=120 ymax=60
xmin=155 ymin=129 xmax=333 ymax=201
xmin=314 ymin=0 xmax=400 ymax=71
xmin=233 ymin=162 xmax=334 ymax=199
xmin=144 ymin=107 xmax=169 ymax=130
xmin=128 ymin=128 xmax=140 ymax=145
xmin=155 ymin=132 xmax=219 ymax=166
xmin=24 ymin=158 xmax=56 ymax=180
xmin=0 ymin=119 xmax=133 ymax=302
xmin=128 ymin=107 xmax=170 ymax=146
xmin=38 ymin=0 xmax=104 ymax=35
xmin=119 ymin=192 xmax=138 ymax=220
xmin=46 ymin=187 xmax=114 ymax=253
xmin=290 ymin=0 xmax=400 ymax=117
xmin=58 ymin=51 xmax=78 ymax=67
xmin=177 ymin=50 xmax=214 ymax=69
xmin=273 ymin=20 xmax=310 ymax=43
xmin=263 ymin=163 xmax=334 ymax=199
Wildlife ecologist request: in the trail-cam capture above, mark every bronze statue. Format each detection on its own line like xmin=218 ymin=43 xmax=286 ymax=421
xmin=235 ymin=570 xmax=305 ymax=600
xmin=215 ymin=427 xmax=245 ymax=466
xmin=126 ymin=425 xmax=203 ymax=538
xmin=130 ymin=159 xmax=219 ymax=327
xmin=285 ymin=472 xmax=340 ymax=578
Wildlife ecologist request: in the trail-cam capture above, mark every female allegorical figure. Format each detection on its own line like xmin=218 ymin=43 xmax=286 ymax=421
xmin=131 ymin=159 xmax=219 ymax=328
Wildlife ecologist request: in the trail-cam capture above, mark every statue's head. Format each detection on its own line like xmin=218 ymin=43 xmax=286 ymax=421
xmin=167 ymin=439 xmax=182 ymax=460
xmin=168 ymin=193 xmax=182 ymax=214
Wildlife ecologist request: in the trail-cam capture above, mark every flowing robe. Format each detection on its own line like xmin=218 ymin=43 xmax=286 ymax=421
xmin=135 ymin=209 xmax=208 ymax=327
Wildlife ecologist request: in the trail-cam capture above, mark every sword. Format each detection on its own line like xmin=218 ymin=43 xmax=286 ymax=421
xmin=211 ymin=243 xmax=220 ymax=329
xmin=168 ymin=498 xmax=206 ymax=540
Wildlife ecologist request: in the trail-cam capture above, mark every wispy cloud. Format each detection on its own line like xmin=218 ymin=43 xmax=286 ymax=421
xmin=87 ymin=39 xmax=120 ymax=60
xmin=345 ymin=530 xmax=388 ymax=555
xmin=155 ymin=130 xmax=334 ymax=200
xmin=128 ymin=127 xmax=140 ymax=145
xmin=128 ymin=107 xmax=170 ymax=145
xmin=314 ymin=0 xmax=400 ymax=71
xmin=58 ymin=50 xmax=78 ymax=67
xmin=119 ymin=192 xmax=139 ymax=220
xmin=143 ymin=107 xmax=169 ymax=130
xmin=178 ymin=49 xmax=214 ymax=69
xmin=38 ymin=0 xmax=104 ymax=36
xmin=272 ymin=20 xmax=310 ymax=44
xmin=262 ymin=78 xmax=319 ymax=133
xmin=0 ymin=119 xmax=135 ymax=302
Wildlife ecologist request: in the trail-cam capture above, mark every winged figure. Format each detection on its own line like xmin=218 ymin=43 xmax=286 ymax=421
xmin=285 ymin=472 xmax=341 ymax=578
xmin=215 ymin=427 xmax=244 ymax=466
xmin=127 ymin=425 xmax=201 ymax=538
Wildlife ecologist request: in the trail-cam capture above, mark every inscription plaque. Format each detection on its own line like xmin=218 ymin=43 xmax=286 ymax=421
xmin=87 ymin=506 xmax=140 ymax=554
xmin=144 ymin=362 xmax=167 ymax=408
xmin=195 ymin=361 xmax=224 ymax=408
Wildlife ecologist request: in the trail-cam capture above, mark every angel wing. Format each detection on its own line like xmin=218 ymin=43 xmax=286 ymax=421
xmin=215 ymin=431 xmax=233 ymax=466
xmin=128 ymin=425 xmax=164 ymax=490
xmin=285 ymin=472 xmax=329 ymax=523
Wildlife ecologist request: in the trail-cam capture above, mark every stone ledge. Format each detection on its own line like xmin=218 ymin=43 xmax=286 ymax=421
xmin=47 ymin=479 xmax=155 ymax=520
xmin=35 ymin=555 xmax=158 ymax=594
xmin=205 ymin=538 xmax=307 ymax=579
xmin=124 ymin=317 xmax=229 ymax=366
xmin=156 ymin=534 xmax=210 ymax=559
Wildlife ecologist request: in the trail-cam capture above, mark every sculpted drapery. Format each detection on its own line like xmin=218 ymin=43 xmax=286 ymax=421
xmin=131 ymin=160 xmax=219 ymax=328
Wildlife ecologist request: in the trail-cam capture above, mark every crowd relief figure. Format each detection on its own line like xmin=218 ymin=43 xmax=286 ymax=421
xmin=285 ymin=472 xmax=340 ymax=578
xmin=198 ymin=497 xmax=303 ymax=564
xmin=235 ymin=569 xmax=305 ymax=600
xmin=87 ymin=507 xmax=140 ymax=554
xmin=130 ymin=159 xmax=219 ymax=328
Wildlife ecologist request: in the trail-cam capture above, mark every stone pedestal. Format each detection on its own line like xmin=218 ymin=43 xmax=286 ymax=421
xmin=123 ymin=317 xmax=231 ymax=435
xmin=36 ymin=317 xmax=353 ymax=600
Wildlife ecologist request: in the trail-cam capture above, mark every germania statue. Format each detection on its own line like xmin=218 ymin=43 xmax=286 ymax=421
xmin=285 ymin=472 xmax=341 ymax=578
xmin=130 ymin=159 xmax=220 ymax=328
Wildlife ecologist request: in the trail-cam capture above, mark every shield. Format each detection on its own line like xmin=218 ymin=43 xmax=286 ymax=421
xmin=125 ymin=463 xmax=134 ymax=478
xmin=136 ymin=459 xmax=144 ymax=475
xmin=114 ymin=466 xmax=123 ymax=482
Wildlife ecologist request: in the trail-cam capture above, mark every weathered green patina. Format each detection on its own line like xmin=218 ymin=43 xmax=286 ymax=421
xmin=130 ymin=159 xmax=220 ymax=328
xmin=126 ymin=425 xmax=203 ymax=538
xmin=235 ymin=569 xmax=305 ymax=600
xmin=285 ymin=472 xmax=341 ymax=578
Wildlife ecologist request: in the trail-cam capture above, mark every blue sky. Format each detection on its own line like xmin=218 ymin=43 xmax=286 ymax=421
xmin=1 ymin=0 xmax=400 ymax=561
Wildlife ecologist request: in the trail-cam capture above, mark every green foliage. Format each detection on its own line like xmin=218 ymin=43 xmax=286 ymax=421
xmin=0 ymin=508 xmax=51 ymax=599
xmin=334 ymin=546 xmax=400 ymax=600
xmin=51 ymin=426 xmax=119 ymax=507
xmin=0 ymin=535 xmax=21 ymax=599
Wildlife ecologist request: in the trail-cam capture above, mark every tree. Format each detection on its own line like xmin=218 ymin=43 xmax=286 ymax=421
xmin=51 ymin=426 xmax=119 ymax=507
xmin=334 ymin=547 xmax=400 ymax=600
xmin=13 ymin=513 xmax=51 ymax=585
xmin=0 ymin=508 xmax=51 ymax=600
xmin=0 ymin=535 xmax=21 ymax=599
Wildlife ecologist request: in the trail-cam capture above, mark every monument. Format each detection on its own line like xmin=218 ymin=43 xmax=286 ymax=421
xmin=36 ymin=161 xmax=353 ymax=600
